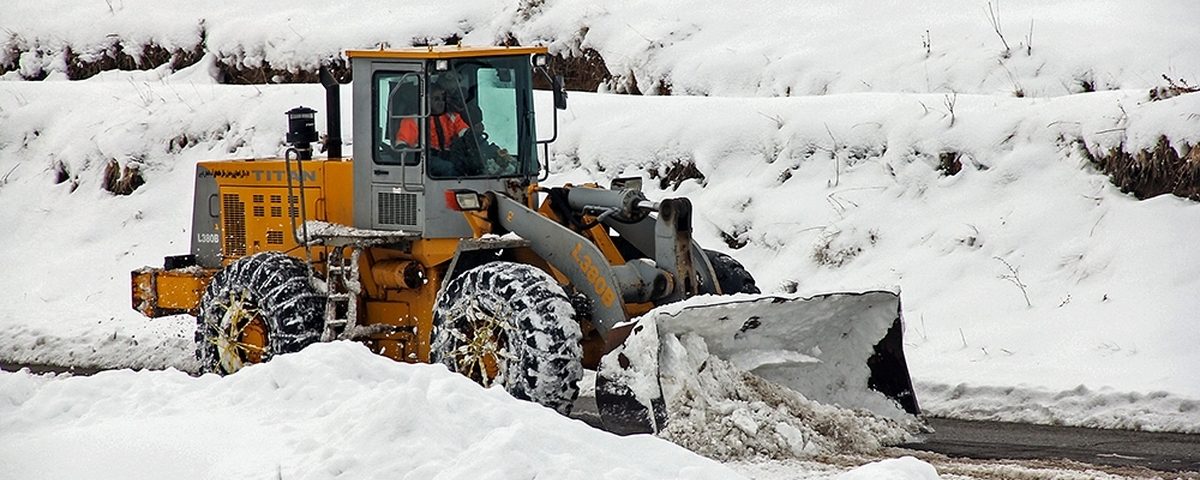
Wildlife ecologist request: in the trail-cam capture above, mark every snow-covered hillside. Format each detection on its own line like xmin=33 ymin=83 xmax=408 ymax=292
xmin=2 ymin=1 xmax=1199 ymax=478
xmin=4 ymin=0 xmax=1197 ymax=97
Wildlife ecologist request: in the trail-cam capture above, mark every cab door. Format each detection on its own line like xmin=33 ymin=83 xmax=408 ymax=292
xmin=352 ymin=59 xmax=427 ymax=231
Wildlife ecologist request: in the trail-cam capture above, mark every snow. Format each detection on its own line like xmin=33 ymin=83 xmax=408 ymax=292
xmin=0 ymin=342 xmax=740 ymax=480
xmin=836 ymin=457 xmax=941 ymax=480
xmin=656 ymin=332 xmax=921 ymax=461
xmin=2 ymin=0 xmax=1199 ymax=478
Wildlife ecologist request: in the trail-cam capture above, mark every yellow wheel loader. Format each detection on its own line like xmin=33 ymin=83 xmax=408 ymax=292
xmin=131 ymin=45 xmax=919 ymax=433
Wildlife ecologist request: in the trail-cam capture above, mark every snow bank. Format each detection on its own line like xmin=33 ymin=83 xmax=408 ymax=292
xmin=837 ymin=457 xmax=941 ymax=480
xmin=3 ymin=1 xmax=1197 ymax=97
xmin=917 ymin=381 xmax=1200 ymax=434
xmin=0 ymin=342 xmax=742 ymax=480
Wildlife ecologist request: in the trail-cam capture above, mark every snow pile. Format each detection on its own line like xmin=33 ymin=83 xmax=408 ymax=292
xmin=0 ymin=342 xmax=743 ymax=480
xmin=657 ymin=332 xmax=922 ymax=461
xmin=836 ymin=457 xmax=941 ymax=480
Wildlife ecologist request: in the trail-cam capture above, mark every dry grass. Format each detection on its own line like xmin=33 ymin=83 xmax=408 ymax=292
xmin=101 ymin=158 xmax=145 ymax=195
xmin=648 ymin=160 xmax=705 ymax=191
xmin=939 ymin=151 xmax=963 ymax=176
xmin=1149 ymin=75 xmax=1199 ymax=101
xmin=1085 ymin=136 xmax=1200 ymax=201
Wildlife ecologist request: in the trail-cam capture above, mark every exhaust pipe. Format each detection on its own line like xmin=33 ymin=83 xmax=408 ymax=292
xmin=319 ymin=66 xmax=342 ymax=159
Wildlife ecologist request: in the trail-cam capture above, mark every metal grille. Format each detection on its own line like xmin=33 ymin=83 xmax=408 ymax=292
xmin=252 ymin=194 xmax=264 ymax=203
xmin=377 ymin=192 xmax=418 ymax=226
xmin=287 ymin=196 xmax=300 ymax=219
xmin=222 ymin=194 xmax=246 ymax=257
xmin=267 ymin=231 xmax=284 ymax=245
xmin=270 ymin=195 xmax=282 ymax=203
xmin=271 ymin=206 xmax=282 ymax=218
xmin=253 ymin=205 xmax=265 ymax=217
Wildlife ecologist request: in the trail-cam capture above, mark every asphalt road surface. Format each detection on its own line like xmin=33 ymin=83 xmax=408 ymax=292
xmin=905 ymin=417 xmax=1200 ymax=473
xmin=5 ymin=362 xmax=1198 ymax=474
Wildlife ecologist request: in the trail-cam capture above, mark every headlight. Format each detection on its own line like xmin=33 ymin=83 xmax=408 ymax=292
xmin=444 ymin=189 xmax=484 ymax=211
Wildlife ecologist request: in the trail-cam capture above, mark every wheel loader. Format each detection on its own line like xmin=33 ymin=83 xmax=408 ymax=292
xmin=131 ymin=45 xmax=919 ymax=434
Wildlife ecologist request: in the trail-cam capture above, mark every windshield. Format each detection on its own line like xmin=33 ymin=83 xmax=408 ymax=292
xmin=374 ymin=56 xmax=535 ymax=179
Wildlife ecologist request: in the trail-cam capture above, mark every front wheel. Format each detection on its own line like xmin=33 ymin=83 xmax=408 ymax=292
xmin=431 ymin=262 xmax=583 ymax=414
xmin=195 ymin=252 xmax=326 ymax=374
xmin=703 ymin=249 xmax=761 ymax=295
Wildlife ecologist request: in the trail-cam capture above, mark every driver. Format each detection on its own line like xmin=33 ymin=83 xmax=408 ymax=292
xmin=395 ymin=84 xmax=473 ymax=176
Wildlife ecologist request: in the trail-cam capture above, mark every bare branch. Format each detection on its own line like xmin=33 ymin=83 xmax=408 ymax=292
xmin=994 ymin=256 xmax=1032 ymax=308
xmin=986 ymin=1 xmax=1012 ymax=58
xmin=1025 ymin=19 xmax=1034 ymax=56
xmin=944 ymin=92 xmax=958 ymax=127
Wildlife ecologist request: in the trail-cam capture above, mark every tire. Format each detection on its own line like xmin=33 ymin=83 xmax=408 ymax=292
xmin=703 ymin=249 xmax=761 ymax=295
xmin=195 ymin=252 xmax=327 ymax=374
xmin=431 ymin=262 xmax=583 ymax=414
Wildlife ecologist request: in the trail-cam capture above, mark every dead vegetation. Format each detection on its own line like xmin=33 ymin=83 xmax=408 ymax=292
xmin=938 ymin=151 xmax=963 ymax=176
xmin=1 ymin=30 xmax=614 ymax=91
xmin=64 ymin=40 xmax=205 ymax=81
xmin=648 ymin=160 xmax=705 ymax=190
xmin=720 ymin=228 xmax=750 ymax=250
xmin=214 ymin=57 xmax=351 ymax=85
xmin=1084 ymin=137 xmax=1200 ymax=201
xmin=812 ymin=230 xmax=863 ymax=268
xmin=1149 ymin=75 xmax=1199 ymax=102
xmin=101 ymin=158 xmax=145 ymax=195
xmin=553 ymin=48 xmax=614 ymax=92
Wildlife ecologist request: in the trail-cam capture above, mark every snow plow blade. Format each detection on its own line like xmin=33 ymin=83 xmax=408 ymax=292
xmin=597 ymin=290 xmax=919 ymax=435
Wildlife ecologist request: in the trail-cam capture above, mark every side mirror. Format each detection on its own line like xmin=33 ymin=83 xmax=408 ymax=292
xmin=553 ymin=75 xmax=568 ymax=110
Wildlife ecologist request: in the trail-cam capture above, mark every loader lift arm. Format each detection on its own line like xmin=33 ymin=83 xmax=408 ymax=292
xmin=481 ymin=189 xmax=709 ymax=348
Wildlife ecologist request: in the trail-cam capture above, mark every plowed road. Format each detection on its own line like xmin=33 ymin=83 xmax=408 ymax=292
xmin=903 ymin=417 xmax=1200 ymax=473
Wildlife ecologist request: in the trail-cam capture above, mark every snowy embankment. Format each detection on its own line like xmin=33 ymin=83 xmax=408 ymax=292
xmin=4 ymin=0 xmax=1197 ymax=98
xmin=1 ymin=69 xmax=1198 ymax=436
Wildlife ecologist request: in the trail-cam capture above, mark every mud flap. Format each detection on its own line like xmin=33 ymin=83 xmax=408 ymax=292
xmin=596 ymin=290 xmax=918 ymax=435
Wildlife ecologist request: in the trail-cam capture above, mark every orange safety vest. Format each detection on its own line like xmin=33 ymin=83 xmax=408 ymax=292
xmin=396 ymin=113 xmax=470 ymax=150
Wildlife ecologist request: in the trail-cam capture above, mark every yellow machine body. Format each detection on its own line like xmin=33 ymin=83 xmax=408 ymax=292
xmin=131 ymin=157 xmax=471 ymax=364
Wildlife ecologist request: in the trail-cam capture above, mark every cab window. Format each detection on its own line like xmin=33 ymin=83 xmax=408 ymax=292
xmin=373 ymin=72 xmax=422 ymax=166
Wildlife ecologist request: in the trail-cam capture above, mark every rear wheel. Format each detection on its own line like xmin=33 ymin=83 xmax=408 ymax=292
xmin=703 ymin=249 xmax=761 ymax=295
xmin=195 ymin=252 xmax=326 ymax=374
xmin=431 ymin=262 xmax=583 ymax=414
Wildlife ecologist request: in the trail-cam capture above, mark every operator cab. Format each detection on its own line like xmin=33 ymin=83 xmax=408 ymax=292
xmin=347 ymin=46 xmax=563 ymax=237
